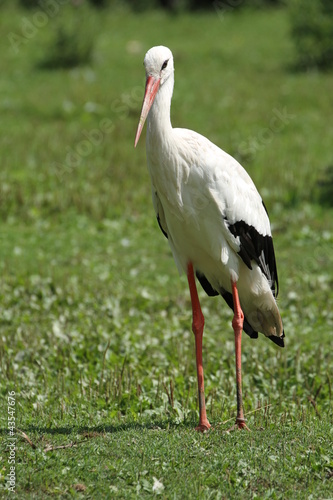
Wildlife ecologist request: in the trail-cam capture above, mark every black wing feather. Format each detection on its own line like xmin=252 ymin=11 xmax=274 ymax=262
xmin=196 ymin=271 xmax=219 ymax=296
xmin=157 ymin=214 xmax=168 ymax=239
xmin=226 ymin=210 xmax=279 ymax=299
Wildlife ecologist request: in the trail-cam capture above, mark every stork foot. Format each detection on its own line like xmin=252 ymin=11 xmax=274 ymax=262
xmin=226 ymin=418 xmax=251 ymax=432
xmin=195 ymin=420 xmax=211 ymax=433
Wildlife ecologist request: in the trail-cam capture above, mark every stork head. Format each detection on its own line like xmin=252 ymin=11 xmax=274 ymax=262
xmin=143 ymin=45 xmax=174 ymax=85
xmin=134 ymin=46 xmax=174 ymax=147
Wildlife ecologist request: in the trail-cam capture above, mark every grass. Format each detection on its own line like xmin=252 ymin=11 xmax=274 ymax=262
xmin=0 ymin=3 xmax=333 ymax=498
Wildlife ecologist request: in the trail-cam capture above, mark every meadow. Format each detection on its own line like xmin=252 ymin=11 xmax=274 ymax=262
xmin=0 ymin=3 xmax=333 ymax=498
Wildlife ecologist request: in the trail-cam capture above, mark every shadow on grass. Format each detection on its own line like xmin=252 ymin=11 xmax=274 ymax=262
xmin=0 ymin=419 xmax=199 ymax=438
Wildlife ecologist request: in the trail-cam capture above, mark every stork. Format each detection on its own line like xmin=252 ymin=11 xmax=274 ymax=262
xmin=134 ymin=46 xmax=284 ymax=432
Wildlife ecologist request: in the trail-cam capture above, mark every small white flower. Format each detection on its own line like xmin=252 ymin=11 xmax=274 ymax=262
xmin=120 ymin=238 xmax=131 ymax=247
xmin=152 ymin=477 xmax=164 ymax=494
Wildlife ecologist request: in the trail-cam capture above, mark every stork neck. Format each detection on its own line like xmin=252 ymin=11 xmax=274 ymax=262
xmin=147 ymin=74 xmax=173 ymax=144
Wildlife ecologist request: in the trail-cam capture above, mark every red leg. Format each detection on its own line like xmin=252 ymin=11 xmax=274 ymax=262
xmin=187 ymin=262 xmax=211 ymax=432
xmin=228 ymin=279 xmax=250 ymax=431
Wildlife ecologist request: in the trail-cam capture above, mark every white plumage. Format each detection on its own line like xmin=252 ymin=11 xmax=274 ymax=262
xmin=135 ymin=45 xmax=284 ymax=431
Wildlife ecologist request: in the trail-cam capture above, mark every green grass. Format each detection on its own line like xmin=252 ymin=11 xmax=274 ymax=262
xmin=0 ymin=3 xmax=333 ymax=498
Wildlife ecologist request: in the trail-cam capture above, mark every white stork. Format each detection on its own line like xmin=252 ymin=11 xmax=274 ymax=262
xmin=134 ymin=46 xmax=284 ymax=432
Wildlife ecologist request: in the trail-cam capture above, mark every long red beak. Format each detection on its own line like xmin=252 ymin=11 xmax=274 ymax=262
xmin=134 ymin=76 xmax=160 ymax=147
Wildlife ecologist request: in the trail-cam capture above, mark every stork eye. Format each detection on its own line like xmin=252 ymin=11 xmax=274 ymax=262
xmin=161 ymin=59 xmax=169 ymax=71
